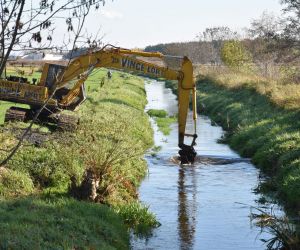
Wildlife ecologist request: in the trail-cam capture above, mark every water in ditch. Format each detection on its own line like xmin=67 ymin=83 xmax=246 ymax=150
xmin=131 ymin=79 xmax=278 ymax=250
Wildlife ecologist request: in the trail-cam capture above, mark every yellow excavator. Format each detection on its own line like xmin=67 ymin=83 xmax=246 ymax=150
xmin=0 ymin=46 xmax=198 ymax=163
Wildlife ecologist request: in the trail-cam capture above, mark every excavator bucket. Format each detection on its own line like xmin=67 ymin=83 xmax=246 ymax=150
xmin=178 ymin=133 xmax=197 ymax=164
xmin=179 ymin=145 xmax=197 ymax=164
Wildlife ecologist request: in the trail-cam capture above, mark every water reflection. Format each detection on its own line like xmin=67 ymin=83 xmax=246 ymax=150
xmin=131 ymin=79 xmax=276 ymax=250
xmin=178 ymin=166 xmax=197 ymax=250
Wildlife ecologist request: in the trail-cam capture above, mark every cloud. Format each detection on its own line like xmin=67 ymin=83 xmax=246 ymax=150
xmin=101 ymin=10 xmax=123 ymax=19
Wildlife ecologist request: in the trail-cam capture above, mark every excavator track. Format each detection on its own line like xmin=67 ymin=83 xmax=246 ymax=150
xmin=56 ymin=114 xmax=79 ymax=132
xmin=4 ymin=107 xmax=79 ymax=132
xmin=4 ymin=107 xmax=29 ymax=123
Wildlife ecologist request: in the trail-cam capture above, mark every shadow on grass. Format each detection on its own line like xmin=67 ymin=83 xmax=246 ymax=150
xmin=86 ymin=96 xmax=139 ymax=111
xmin=98 ymin=98 xmax=140 ymax=110
xmin=122 ymin=80 xmax=146 ymax=95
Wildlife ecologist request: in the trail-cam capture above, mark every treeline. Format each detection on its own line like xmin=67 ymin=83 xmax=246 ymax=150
xmin=144 ymin=38 xmax=284 ymax=67
xmin=145 ymin=0 xmax=300 ymax=83
xmin=145 ymin=41 xmax=219 ymax=64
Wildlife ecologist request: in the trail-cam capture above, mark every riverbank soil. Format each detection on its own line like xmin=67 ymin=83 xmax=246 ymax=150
xmin=0 ymin=69 xmax=155 ymax=249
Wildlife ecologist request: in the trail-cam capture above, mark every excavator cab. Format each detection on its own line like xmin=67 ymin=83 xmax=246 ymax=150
xmin=39 ymin=63 xmax=66 ymax=89
xmin=38 ymin=63 xmax=87 ymax=110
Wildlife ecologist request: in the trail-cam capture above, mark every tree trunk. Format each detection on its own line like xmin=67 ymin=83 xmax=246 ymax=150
xmin=69 ymin=169 xmax=101 ymax=202
xmin=0 ymin=0 xmax=25 ymax=76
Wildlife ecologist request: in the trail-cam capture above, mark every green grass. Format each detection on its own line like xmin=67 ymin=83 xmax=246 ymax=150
xmin=146 ymin=108 xmax=177 ymax=135
xmin=0 ymin=69 xmax=156 ymax=248
xmin=0 ymin=196 xmax=128 ymax=249
xmin=115 ymin=201 xmax=160 ymax=236
xmin=147 ymin=109 xmax=167 ymax=118
xmin=0 ymin=168 xmax=34 ymax=197
xmin=155 ymin=116 xmax=177 ymax=135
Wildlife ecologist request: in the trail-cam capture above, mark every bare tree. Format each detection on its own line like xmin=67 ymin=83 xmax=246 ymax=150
xmin=198 ymin=26 xmax=238 ymax=42
xmin=248 ymin=11 xmax=283 ymax=39
xmin=281 ymin=0 xmax=300 ymax=38
xmin=279 ymin=0 xmax=300 ymax=60
xmin=246 ymin=12 xmax=283 ymax=76
xmin=0 ymin=0 xmax=105 ymax=76
xmin=248 ymin=2 xmax=300 ymax=63
xmin=0 ymin=0 xmax=108 ymax=166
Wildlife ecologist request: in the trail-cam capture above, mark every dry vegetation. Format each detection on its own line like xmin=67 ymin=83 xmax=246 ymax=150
xmin=195 ymin=64 xmax=300 ymax=110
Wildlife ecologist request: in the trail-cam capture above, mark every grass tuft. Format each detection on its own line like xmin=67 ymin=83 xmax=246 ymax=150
xmin=251 ymin=207 xmax=300 ymax=250
xmin=115 ymin=201 xmax=160 ymax=236
xmin=155 ymin=116 xmax=177 ymax=136
xmin=0 ymin=168 xmax=34 ymax=197
xmin=147 ymin=109 xmax=167 ymax=118
xmin=147 ymin=109 xmax=176 ymax=135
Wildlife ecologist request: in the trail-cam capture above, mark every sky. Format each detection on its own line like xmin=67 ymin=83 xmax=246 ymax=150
xmin=79 ymin=0 xmax=283 ymax=48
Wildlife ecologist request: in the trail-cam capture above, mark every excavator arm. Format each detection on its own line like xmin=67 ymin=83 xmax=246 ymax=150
xmin=55 ymin=47 xmax=198 ymax=163
xmin=54 ymin=49 xmax=178 ymax=88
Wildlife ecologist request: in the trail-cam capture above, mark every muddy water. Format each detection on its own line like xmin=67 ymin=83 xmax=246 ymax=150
xmin=131 ymin=80 xmax=274 ymax=250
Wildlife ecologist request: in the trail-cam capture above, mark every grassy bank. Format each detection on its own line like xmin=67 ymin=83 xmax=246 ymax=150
xmin=0 ymin=69 xmax=155 ymax=248
xmin=196 ymin=75 xmax=300 ymax=211
xmin=0 ymin=197 xmax=128 ymax=249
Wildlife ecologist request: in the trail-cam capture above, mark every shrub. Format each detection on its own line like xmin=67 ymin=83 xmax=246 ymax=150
xmin=0 ymin=168 xmax=34 ymax=197
xmin=221 ymin=40 xmax=252 ymax=69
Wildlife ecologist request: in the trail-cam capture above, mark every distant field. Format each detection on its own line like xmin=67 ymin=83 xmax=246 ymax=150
xmin=5 ymin=65 xmax=42 ymax=83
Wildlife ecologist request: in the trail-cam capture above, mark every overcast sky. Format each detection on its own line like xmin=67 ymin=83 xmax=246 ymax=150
xmin=61 ymin=0 xmax=284 ymax=49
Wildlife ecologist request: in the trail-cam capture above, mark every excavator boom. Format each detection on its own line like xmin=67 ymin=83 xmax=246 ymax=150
xmin=0 ymin=46 xmax=198 ymax=163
